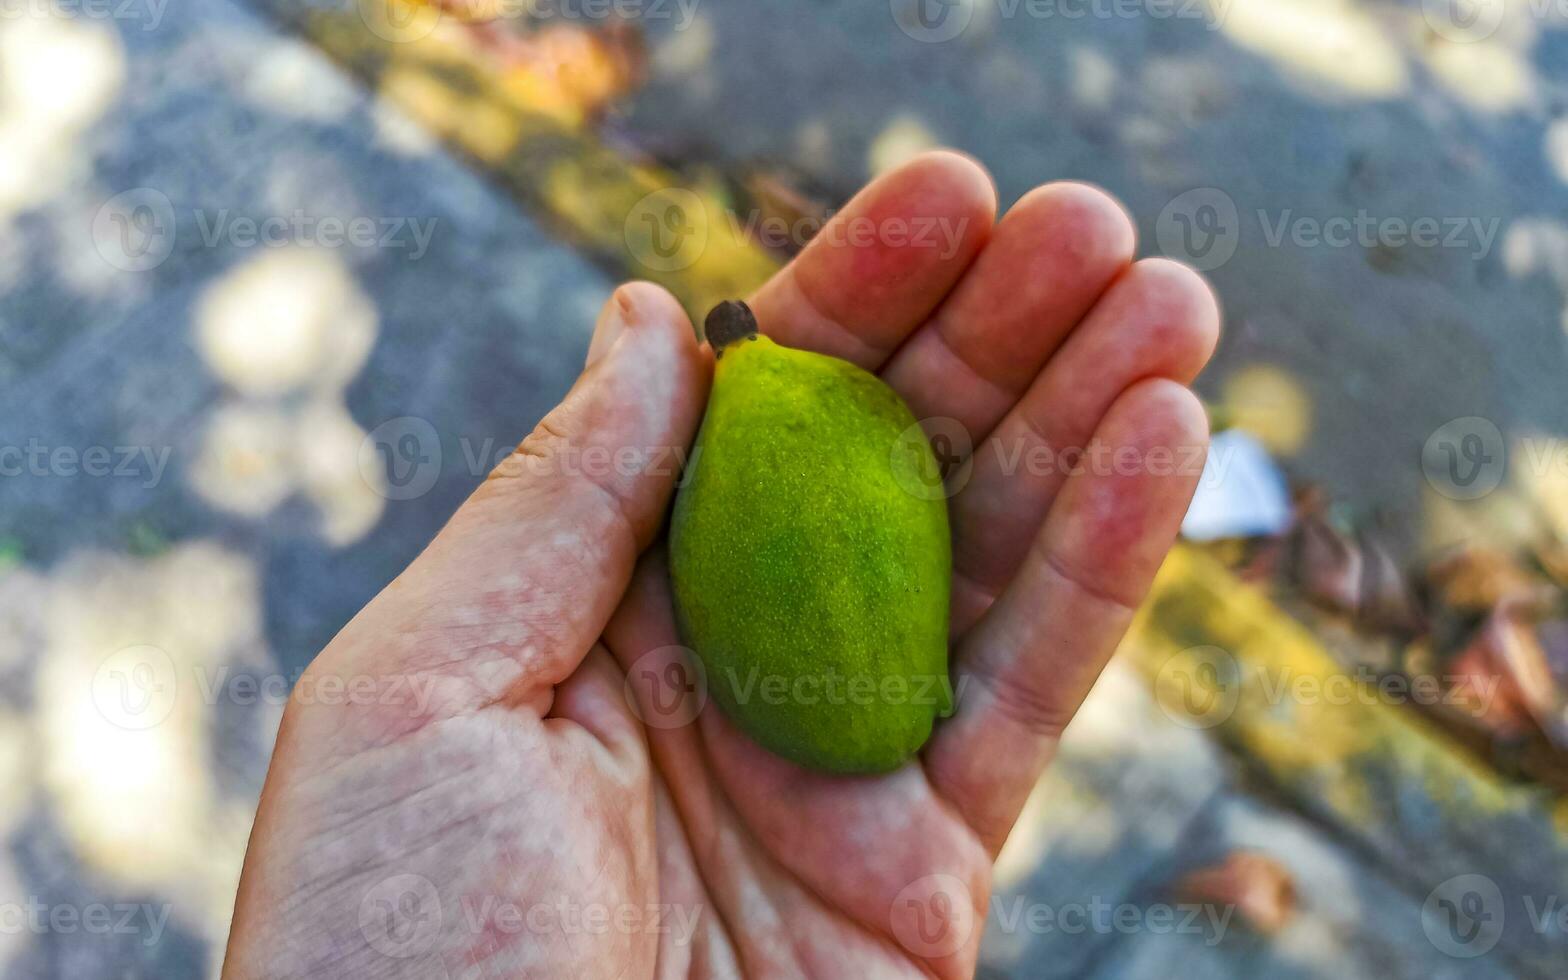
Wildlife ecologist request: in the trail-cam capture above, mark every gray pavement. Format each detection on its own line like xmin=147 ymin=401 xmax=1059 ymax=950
xmin=2 ymin=0 xmax=1566 ymax=976
xmin=624 ymin=0 xmax=1568 ymax=553
xmin=0 ymin=2 xmax=614 ymax=975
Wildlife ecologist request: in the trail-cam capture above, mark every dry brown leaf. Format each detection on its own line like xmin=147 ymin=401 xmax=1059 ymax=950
xmin=1175 ymin=851 xmax=1297 ymax=936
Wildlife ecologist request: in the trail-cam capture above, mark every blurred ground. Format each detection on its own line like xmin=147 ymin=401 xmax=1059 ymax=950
xmin=616 ymin=0 xmax=1568 ymax=558
xmin=1 ymin=0 xmax=1567 ymax=977
xmin=0 ymin=1 xmax=614 ymax=974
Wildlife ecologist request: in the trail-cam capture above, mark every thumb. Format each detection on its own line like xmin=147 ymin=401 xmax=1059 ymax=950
xmin=342 ymin=282 xmax=710 ymax=713
xmin=433 ymin=281 xmax=707 ymax=558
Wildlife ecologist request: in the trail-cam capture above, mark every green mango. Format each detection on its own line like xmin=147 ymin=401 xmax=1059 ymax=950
xmin=669 ymin=300 xmax=953 ymax=774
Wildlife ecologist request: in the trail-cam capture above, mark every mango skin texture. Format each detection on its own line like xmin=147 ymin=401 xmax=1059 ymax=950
xmin=669 ymin=334 xmax=952 ymax=774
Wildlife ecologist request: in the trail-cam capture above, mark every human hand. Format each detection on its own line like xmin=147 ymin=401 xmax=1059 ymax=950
xmin=224 ymin=151 xmax=1219 ymax=979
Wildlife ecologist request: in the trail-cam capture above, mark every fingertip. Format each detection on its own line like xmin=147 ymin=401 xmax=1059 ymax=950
xmin=613 ymin=281 xmax=693 ymax=344
xmin=907 ymin=178 xmax=1140 ymax=396
xmin=1109 ymin=377 xmax=1211 ymax=453
xmin=746 ymin=147 xmax=998 ymax=366
xmin=1168 ymin=380 xmax=1213 ymax=445
xmin=1006 ymin=181 xmax=1137 ymax=266
xmin=1121 ymin=258 xmax=1222 ymax=353
xmin=900 ymin=148 xmax=1000 ymax=222
xmin=588 ymin=281 xmax=684 ymax=368
xmin=597 ymin=280 xmax=711 ymax=385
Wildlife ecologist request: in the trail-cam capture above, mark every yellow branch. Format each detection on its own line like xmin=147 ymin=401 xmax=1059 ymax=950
xmin=1126 ymin=545 xmax=1568 ymax=896
xmin=297 ymin=5 xmax=780 ymax=320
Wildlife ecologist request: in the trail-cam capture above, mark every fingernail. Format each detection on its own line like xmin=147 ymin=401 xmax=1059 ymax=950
xmin=586 ymin=289 xmax=635 ymax=367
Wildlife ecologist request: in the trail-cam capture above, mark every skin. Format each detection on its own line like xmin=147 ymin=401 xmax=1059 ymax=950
xmin=224 ymin=151 xmax=1221 ymax=980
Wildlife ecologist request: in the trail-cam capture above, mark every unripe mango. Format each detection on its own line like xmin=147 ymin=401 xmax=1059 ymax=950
xmin=669 ymin=301 xmax=952 ymax=773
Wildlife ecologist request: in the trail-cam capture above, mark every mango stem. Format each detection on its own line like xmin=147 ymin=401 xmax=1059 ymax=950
xmin=704 ymin=300 xmax=759 ymax=355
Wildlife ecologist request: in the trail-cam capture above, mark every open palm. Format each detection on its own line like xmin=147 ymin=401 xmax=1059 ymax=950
xmin=225 ymin=152 xmax=1218 ymax=980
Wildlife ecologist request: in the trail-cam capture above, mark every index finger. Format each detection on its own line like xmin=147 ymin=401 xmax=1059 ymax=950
xmin=745 ymin=150 xmax=996 ymax=368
